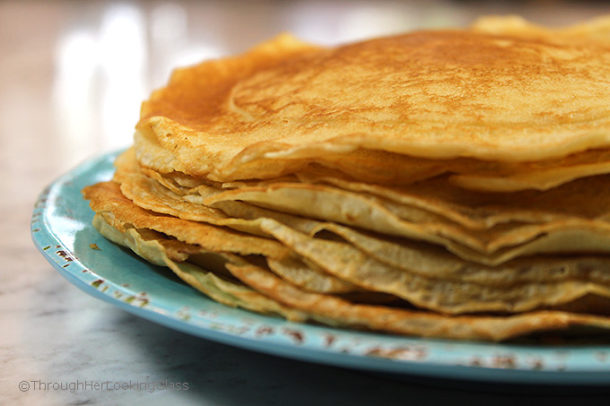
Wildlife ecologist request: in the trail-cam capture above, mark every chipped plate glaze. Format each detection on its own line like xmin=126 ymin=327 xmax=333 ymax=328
xmin=32 ymin=150 xmax=610 ymax=385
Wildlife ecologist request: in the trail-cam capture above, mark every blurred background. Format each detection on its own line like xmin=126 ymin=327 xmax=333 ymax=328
xmin=3 ymin=1 xmax=610 ymax=404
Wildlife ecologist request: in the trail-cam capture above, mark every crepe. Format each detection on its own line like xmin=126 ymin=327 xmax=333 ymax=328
xmin=91 ymin=210 xmax=610 ymax=341
xmin=297 ymin=170 xmax=610 ymax=229
xmin=83 ymin=16 xmax=610 ymax=341
xmin=108 ymin=165 xmax=610 ymax=286
xmin=137 ymin=128 xmax=610 ymax=191
xmin=117 ymin=149 xmax=610 ymax=262
xmin=84 ymin=181 xmax=357 ymax=295
xmin=145 ymin=155 xmax=610 ymax=233
xmin=203 ymin=182 xmax=610 ymax=255
xmin=92 ymin=212 xmax=312 ymax=321
xmin=84 ymin=180 xmax=610 ymax=314
xmin=135 ymin=24 xmax=610 ymax=185
xmin=472 ymin=15 xmax=610 ymax=45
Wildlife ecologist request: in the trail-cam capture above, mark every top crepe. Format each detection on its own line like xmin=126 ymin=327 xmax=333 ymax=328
xmin=135 ymin=24 xmax=610 ymax=181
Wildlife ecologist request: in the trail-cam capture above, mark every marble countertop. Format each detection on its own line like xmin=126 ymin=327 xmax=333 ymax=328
xmin=2 ymin=1 xmax=610 ymax=404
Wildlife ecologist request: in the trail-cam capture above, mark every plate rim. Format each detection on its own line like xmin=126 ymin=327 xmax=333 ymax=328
xmin=31 ymin=149 xmax=610 ymax=385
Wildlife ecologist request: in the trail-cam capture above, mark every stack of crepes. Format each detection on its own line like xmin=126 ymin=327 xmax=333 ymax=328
xmin=83 ymin=16 xmax=610 ymax=341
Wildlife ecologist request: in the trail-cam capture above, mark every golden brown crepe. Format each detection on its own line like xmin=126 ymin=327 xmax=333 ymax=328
xmin=88 ymin=192 xmax=610 ymax=341
xmin=83 ymin=16 xmax=610 ymax=341
xmin=135 ymin=26 xmax=610 ymax=186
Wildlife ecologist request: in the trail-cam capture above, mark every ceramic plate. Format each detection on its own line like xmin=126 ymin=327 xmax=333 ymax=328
xmin=32 ymin=150 xmax=610 ymax=385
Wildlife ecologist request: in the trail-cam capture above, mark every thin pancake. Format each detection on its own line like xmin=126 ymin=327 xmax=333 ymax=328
xmin=89 ymin=176 xmax=610 ymax=314
xmin=296 ymin=168 xmax=610 ymax=230
xmin=136 ymin=124 xmax=610 ymax=191
xmin=136 ymin=27 xmax=610 ymax=184
xmin=225 ymin=261 xmax=610 ymax=341
xmin=84 ymin=181 xmax=357 ymax=294
xmin=93 ymin=213 xmax=309 ymax=321
xmin=203 ymin=182 xmax=610 ymax=256
xmin=116 ymin=152 xmax=610 ymax=265
xmin=92 ymin=209 xmax=610 ymax=341
xmin=251 ymin=217 xmax=610 ymax=314
xmin=472 ymin=15 xmax=610 ymax=45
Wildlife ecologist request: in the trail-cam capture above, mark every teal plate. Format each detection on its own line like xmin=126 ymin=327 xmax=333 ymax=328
xmin=32 ymin=150 xmax=610 ymax=385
